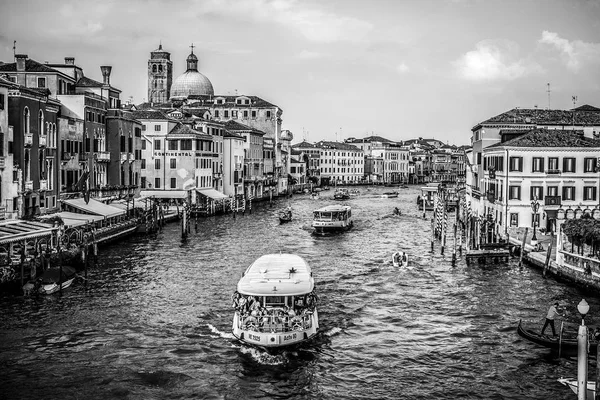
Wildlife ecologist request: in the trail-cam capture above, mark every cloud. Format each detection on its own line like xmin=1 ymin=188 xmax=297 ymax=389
xmin=296 ymin=50 xmax=323 ymax=59
xmin=539 ymin=31 xmax=600 ymax=72
xmin=196 ymin=0 xmax=373 ymax=43
xmin=396 ymin=62 xmax=409 ymax=74
xmin=453 ymin=40 xmax=540 ymax=82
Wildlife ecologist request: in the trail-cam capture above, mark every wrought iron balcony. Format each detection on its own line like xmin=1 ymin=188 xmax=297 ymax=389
xmin=39 ymin=135 xmax=47 ymax=147
xmin=24 ymin=134 xmax=33 ymax=147
xmin=24 ymin=181 xmax=33 ymax=191
xmin=0 ymin=157 xmax=5 ymax=169
xmin=40 ymin=180 xmax=48 ymax=191
xmin=546 ymin=169 xmax=561 ymax=175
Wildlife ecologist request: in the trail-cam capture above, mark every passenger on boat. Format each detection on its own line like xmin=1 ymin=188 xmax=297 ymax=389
xmin=402 ymin=252 xmax=408 ymax=263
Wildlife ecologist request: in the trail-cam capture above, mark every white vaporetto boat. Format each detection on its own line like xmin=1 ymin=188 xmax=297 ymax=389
xmin=232 ymin=254 xmax=319 ymax=349
xmin=311 ymin=204 xmax=353 ymax=235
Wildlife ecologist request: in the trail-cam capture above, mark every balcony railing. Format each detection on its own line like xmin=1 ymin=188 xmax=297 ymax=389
xmin=545 ymin=195 xmax=561 ymax=206
xmin=95 ymin=151 xmax=110 ymax=162
xmin=25 ymin=134 xmax=33 ymax=147
xmin=61 ymin=152 xmax=72 ymax=161
xmin=546 ymin=169 xmax=561 ymax=175
xmin=24 ymin=181 xmax=33 ymax=191
xmin=39 ymin=135 xmax=47 ymax=147
xmin=0 ymin=157 xmax=5 ymax=169
xmin=40 ymin=180 xmax=48 ymax=191
xmin=120 ymin=153 xmax=133 ymax=162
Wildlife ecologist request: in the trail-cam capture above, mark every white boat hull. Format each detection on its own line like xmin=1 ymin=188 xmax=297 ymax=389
xmin=39 ymin=277 xmax=75 ymax=295
xmin=392 ymin=252 xmax=409 ymax=268
xmin=558 ymin=378 xmax=595 ymax=400
xmin=232 ymin=309 xmax=319 ymax=348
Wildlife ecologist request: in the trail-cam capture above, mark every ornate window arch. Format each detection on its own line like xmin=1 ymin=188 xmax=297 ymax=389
xmin=23 ymin=107 xmax=30 ymax=134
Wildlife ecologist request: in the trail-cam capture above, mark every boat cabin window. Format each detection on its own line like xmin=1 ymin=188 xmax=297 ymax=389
xmin=265 ymin=296 xmax=286 ymax=307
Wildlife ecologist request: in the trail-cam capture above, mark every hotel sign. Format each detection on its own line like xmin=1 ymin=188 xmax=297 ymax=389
xmin=154 ymin=151 xmax=202 ymax=157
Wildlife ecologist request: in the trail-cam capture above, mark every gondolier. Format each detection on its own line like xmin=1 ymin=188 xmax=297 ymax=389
xmin=541 ymin=302 xmax=561 ymax=337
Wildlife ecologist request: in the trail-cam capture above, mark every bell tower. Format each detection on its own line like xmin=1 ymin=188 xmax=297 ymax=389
xmin=147 ymin=43 xmax=173 ymax=104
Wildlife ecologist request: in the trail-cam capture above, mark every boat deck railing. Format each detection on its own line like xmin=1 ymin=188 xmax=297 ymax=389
xmin=238 ymin=312 xmax=314 ymax=333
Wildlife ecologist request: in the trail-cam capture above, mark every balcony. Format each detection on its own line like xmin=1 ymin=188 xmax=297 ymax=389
xmin=213 ymin=172 xmax=222 ymax=179
xmin=25 ymin=181 xmax=33 ymax=192
xmin=120 ymin=152 xmax=133 ymax=162
xmin=95 ymin=151 xmax=110 ymax=162
xmin=39 ymin=135 xmax=47 ymax=147
xmin=61 ymin=152 xmax=72 ymax=161
xmin=25 ymin=134 xmax=33 ymax=147
xmin=545 ymin=195 xmax=561 ymax=206
xmin=546 ymin=169 xmax=561 ymax=175
xmin=40 ymin=180 xmax=48 ymax=191
xmin=0 ymin=157 xmax=4 ymax=169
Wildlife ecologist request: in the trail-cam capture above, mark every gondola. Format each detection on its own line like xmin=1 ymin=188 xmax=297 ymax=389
xmin=517 ymin=319 xmax=598 ymax=357
xmin=279 ymin=208 xmax=292 ymax=223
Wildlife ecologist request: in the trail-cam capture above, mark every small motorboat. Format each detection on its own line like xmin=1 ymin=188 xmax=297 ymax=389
xmin=393 ymin=207 xmax=401 ymax=216
xmin=37 ymin=266 xmax=77 ymax=294
xmin=558 ymin=378 xmax=595 ymax=400
xmin=381 ymin=191 xmax=399 ymax=198
xmin=279 ymin=207 xmax=292 ymax=223
xmin=392 ymin=251 xmax=409 ymax=267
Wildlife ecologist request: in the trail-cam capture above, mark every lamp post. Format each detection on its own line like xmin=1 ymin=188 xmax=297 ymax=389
xmin=577 ymin=299 xmax=590 ymax=400
xmin=531 ymin=195 xmax=540 ymax=246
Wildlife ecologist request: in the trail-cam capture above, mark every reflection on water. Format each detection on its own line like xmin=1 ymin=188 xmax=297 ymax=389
xmin=0 ymin=186 xmax=595 ymax=399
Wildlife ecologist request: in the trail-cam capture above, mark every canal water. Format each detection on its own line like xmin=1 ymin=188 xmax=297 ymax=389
xmin=1 ymin=186 xmax=598 ymax=399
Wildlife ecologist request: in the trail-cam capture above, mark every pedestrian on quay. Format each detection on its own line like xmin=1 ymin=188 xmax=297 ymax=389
xmin=541 ymin=301 xmax=562 ymax=337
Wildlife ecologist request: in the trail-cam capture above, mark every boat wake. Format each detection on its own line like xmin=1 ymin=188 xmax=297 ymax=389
xmin=323 ymin=326 xmax=343 ymax=337
xmin=207 ymin=324 xmax=234 ymax=340
xmin=238 ymin=345 xmax=288 ymax=365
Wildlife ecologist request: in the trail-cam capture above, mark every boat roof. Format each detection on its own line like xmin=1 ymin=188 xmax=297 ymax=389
xmin=237 ymin=254 xmax=314 ymax=296
xmin=313 ymin=204 xmax=351 ymax=212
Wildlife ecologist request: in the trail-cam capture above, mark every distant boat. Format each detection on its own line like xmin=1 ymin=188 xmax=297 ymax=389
xmin=558 ymin=378 xmax=595 ymax=400
xmin=312 ymin=204 xmax=353 ymax=235
xmin=279 ymin=208 xmax=292 ymax=223
xmin=391 ymin=251 xmax=409 ymax=267
xmin=381 ymin=192 xmax=398 ymax=198
xmin=333 ymin=188 xmax=350 ymax=200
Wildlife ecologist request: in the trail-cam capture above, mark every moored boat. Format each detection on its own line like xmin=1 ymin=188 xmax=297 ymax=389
xmin=392 ymin=251 xmax=409 ymax=267
xmin=231 ymin=253 xmax=319 ymax=349
xmin=37 ymin=266 xmax=77 ymax=294
xmin=517 ymin=319 xmax=598 ymax=357
xmin=381 ymin=191 xmax=398 ymax=198
xmin=312 ymin=204 xmax=353 ymax=235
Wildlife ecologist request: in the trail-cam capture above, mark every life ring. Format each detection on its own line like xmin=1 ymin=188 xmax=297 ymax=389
xmin=245 ymin=317 xmax=257 ymax=330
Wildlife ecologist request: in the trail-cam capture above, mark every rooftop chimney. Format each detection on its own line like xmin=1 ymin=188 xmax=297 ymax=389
xmin=15 ymin=54 xmax=28 ymax=72
xmin=64 ymin=57 xmax=75 ymax=65
xmin=100 ymin=65 xmax=112 ymax=85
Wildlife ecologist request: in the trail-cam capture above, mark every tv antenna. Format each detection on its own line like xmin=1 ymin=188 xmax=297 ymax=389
xmin=547 ymin=83 xmax=551 ymax=109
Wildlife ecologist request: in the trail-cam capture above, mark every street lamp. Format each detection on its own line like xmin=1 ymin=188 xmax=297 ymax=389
xmin=531 ymin=195 xmax=540 ymax=245
xmin=577 ymin=299 xmax=590 ymax=400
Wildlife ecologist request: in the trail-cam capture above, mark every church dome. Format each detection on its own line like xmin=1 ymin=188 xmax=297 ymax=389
xmin=171 ymin=71 xmax=214 ymax=98
xmin=170 ymin=49 xmax=214 ymax=99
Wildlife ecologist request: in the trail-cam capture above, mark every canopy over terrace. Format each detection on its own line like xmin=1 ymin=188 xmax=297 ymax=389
xmin=39 ymin=212 xmax=105 ymax=228
xmin=196 ymin=188 xmax=228 ymax=200
xmin=139 ymin=190 xmax=189 ymax=199
xmin=0 ymin=220 xmax=57 ymax=246
xmin=62 ymin=198 xmax=125 ymax=219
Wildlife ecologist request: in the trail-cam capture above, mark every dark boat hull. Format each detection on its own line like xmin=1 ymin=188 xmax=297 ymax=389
xmin=517 ymin=319 xmax=598 ymax=357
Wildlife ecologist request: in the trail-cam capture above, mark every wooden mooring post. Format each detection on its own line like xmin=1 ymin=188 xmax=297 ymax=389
xmin=543 ymin=236 xmax=554 ymax=277
xmin=518 ymin=228 xmax=528 ymax=268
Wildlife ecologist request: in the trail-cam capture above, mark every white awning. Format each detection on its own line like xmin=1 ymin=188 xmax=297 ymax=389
xmin=139 ymin=190 xmax=189 ymax=199
xmin=196 ymin=188 xmax=229 ymax=200
xmin=56 ymin=212 xmax=105 ymax=227
xmin=62 ymin=198 xmax=125 ymax=218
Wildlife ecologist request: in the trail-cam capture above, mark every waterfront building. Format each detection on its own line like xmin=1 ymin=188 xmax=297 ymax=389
xmin=223 ymin=130 xmax=245 ymax=198
xmin=314 ymin=140 xmax=364 ymax=185
xmin=469 ymin=106 xmax=600 ymax=219
xmin=223 ymin=120 xmax=265 ymax=199
xmin=291 ymin=140 xmax=321 ymax=184
xmin=345 ymin=136 xmax=396 ymax=184
xmin=481 ymin=128 xmax=600 ymax=237
xmin=188 ymin=114 xmax=225 ymax=193
xmin=140 ymin=45 xmax=288 ymax=196
xmin=371 ymin=141 xmax=409 ymax=184
xmin=3 ymin=79 xmax=60 ymax=218
xmin=289 ymin=149 xmax=307 ymax=190
xmin=0 ymin=78 xmax=17 ymax=220
xmin=57 ymin=104 xmax=84 ymax=194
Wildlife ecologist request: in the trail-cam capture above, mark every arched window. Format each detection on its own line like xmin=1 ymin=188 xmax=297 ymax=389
xmin=39 ymin=110 xmax=44 ymax=137
xmin=158 ymin=65 xmax=163 ymax=73
xmin=152 ymin=65 xmax=157 ymax=73
xmin=23 ymin=107 xmax=30 ymax=134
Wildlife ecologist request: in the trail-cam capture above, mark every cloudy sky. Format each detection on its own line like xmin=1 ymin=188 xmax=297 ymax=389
xmin=1 ymin=0 xmax=600 ymax=145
